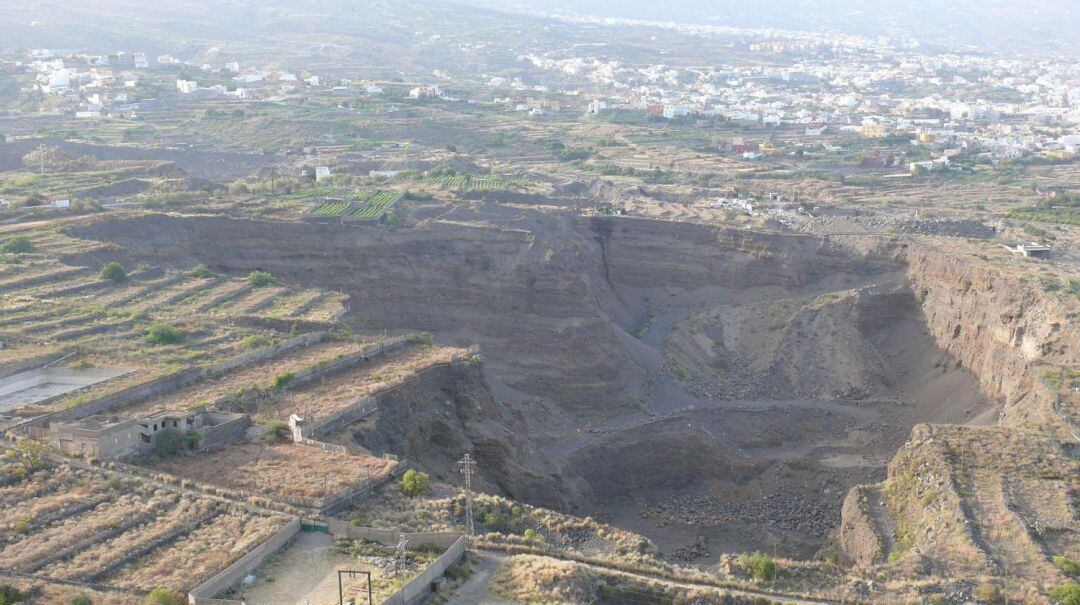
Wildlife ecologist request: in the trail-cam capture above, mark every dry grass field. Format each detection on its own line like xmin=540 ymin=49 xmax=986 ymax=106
xmin=142 ymin=441 xmax=396 ymax=502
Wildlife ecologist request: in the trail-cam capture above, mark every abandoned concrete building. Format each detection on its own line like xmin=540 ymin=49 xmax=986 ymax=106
xmin=1003 ymin=241 xmax=1052 ymax=259
xmin=49 ymin=409 xmax=250 ymax=459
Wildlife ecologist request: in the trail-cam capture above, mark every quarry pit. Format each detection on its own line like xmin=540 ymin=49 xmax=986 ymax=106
xmin=67 ymin=211 xmax=999 ymax=562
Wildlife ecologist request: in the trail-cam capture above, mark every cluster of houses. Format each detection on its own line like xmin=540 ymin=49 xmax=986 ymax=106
xmin=508 ymin=30 xmax=1079 ymax=165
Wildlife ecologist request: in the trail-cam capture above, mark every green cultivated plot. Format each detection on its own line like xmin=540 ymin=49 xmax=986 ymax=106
xmin=309 ymin=190 xmax=403 ymax=219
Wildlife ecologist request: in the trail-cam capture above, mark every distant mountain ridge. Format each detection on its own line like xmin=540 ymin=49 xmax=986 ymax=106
xmin=462 ymin=0 xmax=1079 ymax=57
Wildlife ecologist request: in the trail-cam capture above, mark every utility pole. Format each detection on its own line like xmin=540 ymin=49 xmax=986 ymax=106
xmin=457 ymin=453 xmax=478 ymax=539
xmin=393 ymin=535 xmax=409 ymax=576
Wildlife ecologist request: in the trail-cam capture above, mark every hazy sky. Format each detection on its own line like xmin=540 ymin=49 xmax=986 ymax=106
xmin=463 ymin=0 xmax=1079 ymax=55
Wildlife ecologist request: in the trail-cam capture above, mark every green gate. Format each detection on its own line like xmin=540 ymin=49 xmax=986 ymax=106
xmin=301 ymin=519 xmax=330 ymax=533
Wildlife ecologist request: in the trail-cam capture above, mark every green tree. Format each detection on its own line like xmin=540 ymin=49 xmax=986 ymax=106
xmin=973 ymin=583 xmax=1003 ymax=604
xmin=272 ymin=371 xmax=295 ymax=390
xmin=99 ymin=261 xmax=127 ymax=283
xmin=189 ymin=263 xmax=215 ymax=278
xmin=1056 ymin=556 xmax=1080 ymax=577
xmin=70 ymin=593 xmax=93 ymax=605
xmin=0 ymin=236 xmax=32 ymax=254
xmin=400 ymin=469 xmax=431 ymax=497
xmin=247 ymin=270 xmax=278 ymax=287
xmin=0 ymin=585 xmax=25 ymax=605
xmin=266 ymin=420 xmax=291 ymax=441
xmin=1051 ymin=583 xmax=1080 ymax=605
xmin=242 ymin=335 xmax=272 ymax=349
xmin=738 ymin=552 xmax=776 ymax=582
xmin=143 ymin=322 xmax=184 ymax=346
xmin=145 ymin=588 xmax=183 ymax=605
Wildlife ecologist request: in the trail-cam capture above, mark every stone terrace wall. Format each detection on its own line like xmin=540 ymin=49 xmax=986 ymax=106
xmin=0 ymin=350 xmax=75 ymax=380
xmin=187 ymin=517 xmax=301 ymax=604
xmin=385 ymin=536 xmax=467 ymax=605
xmin=198 ymin=415 xmax=251 ymax=450
xmin=327 ymin=520 xmax=463 ymax=549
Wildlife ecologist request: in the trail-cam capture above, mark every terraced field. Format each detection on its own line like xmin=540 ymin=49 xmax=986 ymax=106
xmin=115 ymin=338 xmax=372 ymax=418
xmin=431 ymin=174 xmax=526 ymax=190
xmin=142 ymin=441 xmax=396 ymax=504
xmin=258 ymin=343 xmax=460 ymax=422
xmin=0 ymin=443 xmax=289 ymax=594
xmin=0 ymin=223 xmax=350 ymax=420
xmin=309 ymin=190 xmax=403 ymax=219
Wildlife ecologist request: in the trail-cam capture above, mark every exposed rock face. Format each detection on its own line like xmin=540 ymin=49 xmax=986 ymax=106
xmin=904 ymin=244 xmax=1078 ymax=438
xmin=69 ymin=213 xmax=642 ymax=414
xmin=836 ymin=239 xmax=1080 ymax=581
xmin=68 ymin=211 xmax=1073 ymax=570
xmin=838 ymin=486 xmax=885 ymax=567
xmin=344 ymin=360 xmax=583 ymax=510
xmin=68 ymin=213 xmax=881 ymax=417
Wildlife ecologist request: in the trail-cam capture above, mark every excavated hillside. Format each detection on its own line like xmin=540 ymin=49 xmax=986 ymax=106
xmin=65 ymin=211 xmax=1075 ymax=574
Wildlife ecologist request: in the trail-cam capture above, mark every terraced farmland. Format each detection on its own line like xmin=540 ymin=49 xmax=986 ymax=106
xmin=308 ymin=190 xmax=403 ymax=219
xmin=0 ymin=443 xmax=289 ymax=594
xmin=431 ymin=174 xmax=526 ymax=190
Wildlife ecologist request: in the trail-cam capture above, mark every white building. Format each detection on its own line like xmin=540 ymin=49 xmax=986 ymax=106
xmin=176 ymin=80 xmax=198 ymax=94
xmin=662 ymin=104 xmax=693 ymax=119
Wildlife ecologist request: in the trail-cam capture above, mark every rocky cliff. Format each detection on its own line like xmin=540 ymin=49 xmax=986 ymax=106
xmin=904 ymin=243 xmax=1078 ymax=439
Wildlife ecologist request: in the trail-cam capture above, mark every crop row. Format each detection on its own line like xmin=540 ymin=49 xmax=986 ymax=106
xmin=432 ymin=175 xmax=525 ymax=190
xmin=309 ymin=190 xmax=403 ymax=218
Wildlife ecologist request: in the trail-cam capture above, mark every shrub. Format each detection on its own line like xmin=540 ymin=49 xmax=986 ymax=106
xmin=272 ymin=371 xmax=295 ymax=389
xmin=242 ymin=335 xmax=272 ymax=349
xmin=143 ymin=322 xmax=184 ymax=345
xmin=400 ymin=469 xmax=431 ymax=497
xmin=523 ymin=528 xmax=543 ymax=542
xmin=0 ymin=235 xmax=32 ymax=254
xmin=190 ymin=263 xmax=215 ymax=278
xmin=1056 ymin=556 xmax=1080 ymax=577
xmin=99 ymin=261 xmax=127 ymax=283
xmin=738 ymin=552 xmax=776 ymax=582
xmin=1050 ymin=583 xmax=1080 ymax=605
xmin=0 ymin=585 xmax=25 ymax=605
xmin=266 ymin=420 xmax=291 ymax=441
xmin=145 ymin=588 xmax=183 ymax=605
xmin=973 ymin=582 xmax=1003 ymax=604
xmin=70 ymin=593 xmax=93 ymax=605
xmin=247 ymin=270 xmax=277 ymax=287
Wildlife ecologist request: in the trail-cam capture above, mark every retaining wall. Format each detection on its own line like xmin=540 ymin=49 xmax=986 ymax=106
xmin=287 ymin=334 xmax=414 ymax=390
xmin=295 ymin=437 xmax=349 ymax=455
xmin=319 ymin=460 xmax=405 ymax=514
xmin=198 ymin=416 xmax=251 ymax=450
xmin=302 ymin=341 xmax=476 ymax=440
xmin=327 ymin=521 xmax=463 ymax=549
xmin=188 ymin=517 xmax=301 ymax=604
xmin=306 ymin=397 xmax=376 ymax=439
xmin=383 ymin=536 xmax=468 ymax=605
xmin=0 ymin=350 xmax=74 ymax=380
